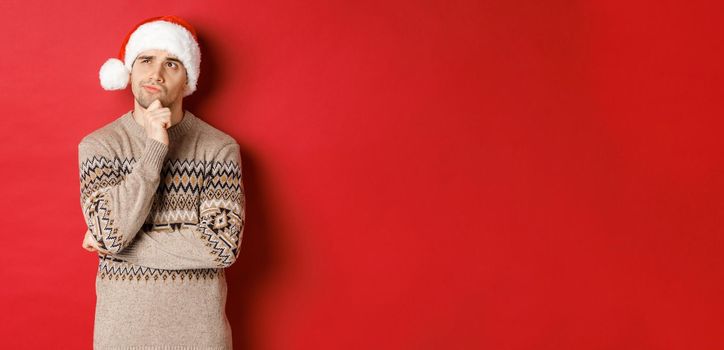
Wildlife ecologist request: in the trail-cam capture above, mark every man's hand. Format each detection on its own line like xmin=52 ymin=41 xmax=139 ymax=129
xmin=82 ymin=229 xmax=111 ymax=255
xmin=138 ymin=99 xmax=171 ymax=145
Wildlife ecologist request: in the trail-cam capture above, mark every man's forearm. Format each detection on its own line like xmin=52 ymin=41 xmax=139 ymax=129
xmin=79 ymin=137 xmax=168 ymax=254
xmin=112 ymin=225 xmax=230 ymax=270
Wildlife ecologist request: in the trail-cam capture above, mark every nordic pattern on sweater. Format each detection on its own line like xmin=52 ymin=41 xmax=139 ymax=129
xmin=80 ymin=154 xmax=244 ymax=270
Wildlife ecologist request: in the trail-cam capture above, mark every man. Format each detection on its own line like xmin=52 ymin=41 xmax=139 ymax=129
xmin=78 ymin=15 xmax=245 ymax=349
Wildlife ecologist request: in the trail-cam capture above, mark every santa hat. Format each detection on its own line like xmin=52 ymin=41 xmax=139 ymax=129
xmin=99 ymin=15 xmax=201 ymax=97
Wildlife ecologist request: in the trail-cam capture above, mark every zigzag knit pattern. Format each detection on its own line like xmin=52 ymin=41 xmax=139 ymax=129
xmin=80 ymin=155 xmax=244 ymax=280
xmin=98 ymin=255 xmax=222 ymax=282
xmin=80 ymin=156 xmax=131 ymax=253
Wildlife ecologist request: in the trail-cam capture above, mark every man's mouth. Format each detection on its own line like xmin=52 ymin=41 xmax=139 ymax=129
xmin=143 ymin=85 xmax=161 ymax=93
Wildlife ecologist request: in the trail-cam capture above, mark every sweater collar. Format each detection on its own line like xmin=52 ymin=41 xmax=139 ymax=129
xmin=120 ymin=109 xmax=196 ymax=141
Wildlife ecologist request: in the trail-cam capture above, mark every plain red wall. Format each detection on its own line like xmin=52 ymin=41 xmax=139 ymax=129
xmin=1 ymin=0 xmax=723 ymax=349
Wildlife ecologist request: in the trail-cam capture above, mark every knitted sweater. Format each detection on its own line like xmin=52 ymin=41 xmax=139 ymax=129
xmin=78 ymin=109 xmax=245 ymax=350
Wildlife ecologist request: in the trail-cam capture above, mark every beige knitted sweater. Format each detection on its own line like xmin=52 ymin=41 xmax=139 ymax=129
xmin=78 ymin=109 xmax=245 ymax=350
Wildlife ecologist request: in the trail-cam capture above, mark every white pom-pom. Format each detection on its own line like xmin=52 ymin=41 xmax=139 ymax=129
xmin=99 ymin=58 xmax=129 ymax=90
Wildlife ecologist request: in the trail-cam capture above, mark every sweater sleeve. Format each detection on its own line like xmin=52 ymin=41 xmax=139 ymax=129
xmin=113 ymin=142 xmax=246 ymax=269
xmin=78 ymin=136 xmax=168 ymax=254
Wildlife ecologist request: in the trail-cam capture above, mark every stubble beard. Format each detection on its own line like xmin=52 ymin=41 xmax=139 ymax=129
xmin=135 ymin=86 xmax=166 ymax=109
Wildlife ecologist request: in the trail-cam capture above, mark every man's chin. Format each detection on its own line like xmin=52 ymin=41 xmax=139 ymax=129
xmin=136 ymin=97 xmax=165 ymax=109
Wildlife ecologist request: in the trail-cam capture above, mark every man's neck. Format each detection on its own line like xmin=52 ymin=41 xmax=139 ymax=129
xmin=132 ymin=100 xmax=184 ymax=128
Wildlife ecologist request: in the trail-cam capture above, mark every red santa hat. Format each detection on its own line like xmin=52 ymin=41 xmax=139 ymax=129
xmin=99 ymin=15 xmax=201 ymax=97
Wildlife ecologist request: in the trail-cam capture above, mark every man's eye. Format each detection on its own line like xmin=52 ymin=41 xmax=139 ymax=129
xmin=141 ymin=59 xmax=150 ymax=63
xmin=166 ymin=62 xmax=177 ymax=68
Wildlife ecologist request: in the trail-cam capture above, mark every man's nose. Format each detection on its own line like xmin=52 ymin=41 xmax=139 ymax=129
xmin=149 ymin=63 xmax=164 ymax=82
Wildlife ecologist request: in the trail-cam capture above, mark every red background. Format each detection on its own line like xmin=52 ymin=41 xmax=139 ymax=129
xmin=1 ymin=0 xmax=723 ymax=349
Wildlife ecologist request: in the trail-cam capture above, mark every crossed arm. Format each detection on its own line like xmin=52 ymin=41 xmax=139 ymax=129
xmin=79 ymin=136 xmax=245 ymax=269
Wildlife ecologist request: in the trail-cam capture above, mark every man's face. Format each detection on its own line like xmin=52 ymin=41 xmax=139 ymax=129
xmin=130 ymin=49 xmax=187 ymax=109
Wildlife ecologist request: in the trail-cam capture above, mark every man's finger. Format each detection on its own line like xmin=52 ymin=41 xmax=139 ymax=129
xmin=92 ymin=242 xmax=111 ymax=255
xmin=82 ymin=243 xmax=96 ymax=252
xmin=83 ymin=230 xmax=109 ymax=254
xmin=148 ymin=99 xmax=162 ymax=111
xmin=89 ymin=240 xmax=110 ymax=255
